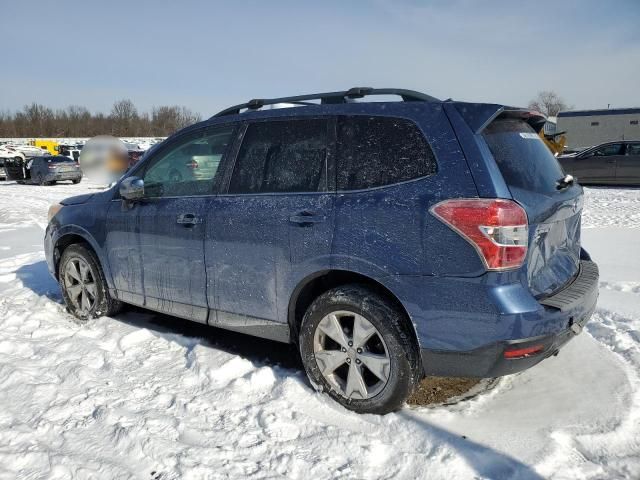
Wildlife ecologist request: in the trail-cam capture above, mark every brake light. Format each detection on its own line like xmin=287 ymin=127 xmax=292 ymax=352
xmin=504 ymin=344 xmax=544 ymax=359
xmin=431 ymin=198 xmax=528 ymax=270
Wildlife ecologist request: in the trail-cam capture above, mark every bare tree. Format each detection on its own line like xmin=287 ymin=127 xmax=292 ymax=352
xmin=152 ymin=106 xmax=202 ymax=136
xmin=0 ymin=101 xmax=201 ymax=138
xmin=528 ymin=91 xmax=569 ymax=117
xmin=110 ymin=99 xmax=139 ymax=136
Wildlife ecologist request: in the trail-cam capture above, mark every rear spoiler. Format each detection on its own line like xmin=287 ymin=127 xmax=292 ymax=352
xmin=452 ymin=102 xmax=547 ymax=134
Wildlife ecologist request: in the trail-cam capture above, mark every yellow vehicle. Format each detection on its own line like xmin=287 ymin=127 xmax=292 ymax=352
xmin=30 ymin=139 xmax=60 ymax=155
xmin=539 ymin=130 xmax=567 ymax=156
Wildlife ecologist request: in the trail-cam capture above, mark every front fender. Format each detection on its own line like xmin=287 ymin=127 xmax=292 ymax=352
xmin=48 ymin=224 xmax=115 ymax=290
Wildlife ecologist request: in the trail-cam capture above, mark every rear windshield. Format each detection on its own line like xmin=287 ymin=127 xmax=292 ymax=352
xmin=51 ymin=156 xmax=75 ymax=163
xmin=482 ymin=119 xmax=565 ymax=193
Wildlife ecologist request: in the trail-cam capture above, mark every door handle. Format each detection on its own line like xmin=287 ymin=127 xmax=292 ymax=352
xmin=289 ymin=212 xmax=326 ymax=225
xmin=177 ymin=213 xmax=202 ymax=226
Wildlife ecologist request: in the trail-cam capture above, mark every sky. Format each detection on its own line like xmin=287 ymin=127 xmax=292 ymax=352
xmin=2 ymin=0 xmax=639 ymax=117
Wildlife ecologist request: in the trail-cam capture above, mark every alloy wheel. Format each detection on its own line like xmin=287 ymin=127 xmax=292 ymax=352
xmin=313 ymin=310 xmax=391 ymax=400
xmin=63 ymin=258 xmax=97 ymax=315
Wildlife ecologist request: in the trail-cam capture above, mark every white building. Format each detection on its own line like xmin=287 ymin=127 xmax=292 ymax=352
xmin=556 ymin=108 xmax=640 ymax=151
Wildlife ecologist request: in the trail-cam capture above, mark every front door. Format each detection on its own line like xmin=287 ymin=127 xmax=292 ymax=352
xmin=573 ymin=143 xmax=623 ymax=183
xmin=114 ymin=124 xmax=235 ymax=322
xmin=617 ymin=142 xmax=640 ymax=184
xmin=207 ymin=118 xmax=335 ymax=340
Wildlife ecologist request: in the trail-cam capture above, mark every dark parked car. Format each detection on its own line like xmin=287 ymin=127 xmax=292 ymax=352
xmin=45 ymin=88 xmax=598 ymax=414
xmin=0 ymin=158 xmax=7 ymax=180
xmin=5 ymin=156 xmax=82 ymax=185
xmin=558 ymin=141 xmax=640 ymax=185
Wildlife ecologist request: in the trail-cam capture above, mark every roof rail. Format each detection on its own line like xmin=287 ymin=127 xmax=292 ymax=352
xmin=212 ymin=87 xmax=440 ymax=118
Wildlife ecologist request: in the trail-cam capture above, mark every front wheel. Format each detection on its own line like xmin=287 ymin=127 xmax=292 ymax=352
xmin=59 ymin=244 xmax=122 ymax=321
xmin=299 ymin=284 xmax=421 ymax=414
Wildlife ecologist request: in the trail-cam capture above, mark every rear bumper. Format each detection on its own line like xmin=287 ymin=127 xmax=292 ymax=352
xmin=420 ymin=260 xmax=599 ymax=378
xmin=46 ymin=173 xmax=82 ymax=181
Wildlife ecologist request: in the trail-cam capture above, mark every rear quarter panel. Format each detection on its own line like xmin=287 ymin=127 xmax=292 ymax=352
xmin=331 ymin=103 xmax=483 ymax=277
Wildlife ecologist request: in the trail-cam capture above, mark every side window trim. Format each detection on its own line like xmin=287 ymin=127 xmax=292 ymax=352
xmin=203 ymin=122 xmax=241 ymax=194
xmin=218 ymin=122 xmax=249 ymax=194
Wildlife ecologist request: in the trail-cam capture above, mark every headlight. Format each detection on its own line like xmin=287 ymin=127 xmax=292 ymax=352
xmin=47 ymin=203 xmax=63 ymax=223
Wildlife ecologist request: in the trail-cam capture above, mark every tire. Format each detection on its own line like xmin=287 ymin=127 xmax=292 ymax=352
xmin=299 ymin=284 xmax=421 ymax=414
xmin=37 ymin=174 xmax=47 ymax=186
xmin=72 ymin=178 xmax=81 ymax=184
xmin=59 ymin=243 xmax=123 ymax=321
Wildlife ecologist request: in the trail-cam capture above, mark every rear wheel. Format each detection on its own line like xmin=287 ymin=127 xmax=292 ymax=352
xmin=72 ymin=178 xmax=81 ymax=184
xmin=299 ymin=284 xmax=420 ymax=414
xmin=59 ymin=244 xmax=122 ymax=321
xmin=37 ymin=174 xmax=47 ymax=186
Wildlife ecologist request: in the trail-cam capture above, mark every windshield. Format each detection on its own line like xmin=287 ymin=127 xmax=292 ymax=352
xmin=483 ymin=118 xmax=565 ymax=194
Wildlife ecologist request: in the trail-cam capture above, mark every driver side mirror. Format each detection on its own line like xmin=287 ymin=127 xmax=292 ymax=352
xmin=119 ymin=176 xmax=144 ymax=201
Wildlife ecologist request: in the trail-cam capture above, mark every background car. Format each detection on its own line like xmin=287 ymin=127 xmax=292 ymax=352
xmin=0 ymin=145 xmax=26 ymax=162
xmin=6 ymin=156 xmax=82 ymax=185
xmin=558 ymin=140 xmax=640 ymax=185
xmin=0 ymin=157 xmax=7 ymax=180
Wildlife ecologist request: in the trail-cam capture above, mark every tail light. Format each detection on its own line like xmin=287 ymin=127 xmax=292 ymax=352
xmin=431 ymin=198 xmax=528 ymax=271
xmin=186 ymin=160 xmax=199 ymax=169
xmin=48 ymin=164 xmax=56 ymax=169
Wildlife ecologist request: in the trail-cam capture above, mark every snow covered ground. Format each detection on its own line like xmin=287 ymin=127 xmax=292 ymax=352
xmin=0 ymin=180 xmax=638 ymax=479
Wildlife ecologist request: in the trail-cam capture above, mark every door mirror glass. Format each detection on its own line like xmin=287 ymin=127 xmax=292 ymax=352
xmin=120 ymin=176 xmax=144 ymax=200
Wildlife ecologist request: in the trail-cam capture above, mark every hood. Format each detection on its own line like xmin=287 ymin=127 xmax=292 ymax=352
xmin=60 ymin=193 xmax=95 ymax=206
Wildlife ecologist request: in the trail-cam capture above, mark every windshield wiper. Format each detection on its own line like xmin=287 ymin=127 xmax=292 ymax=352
xmin=556 ymin=174 xmax=575 ymax=190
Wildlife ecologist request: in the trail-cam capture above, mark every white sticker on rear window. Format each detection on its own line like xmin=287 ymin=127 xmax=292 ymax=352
xmin=519 ymin=132 xmax=539 ymax=139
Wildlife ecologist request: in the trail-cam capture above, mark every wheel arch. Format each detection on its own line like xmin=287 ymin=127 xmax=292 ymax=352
xmin=287 ymin=269 xmax=420 ymax=351
xmin=52 ymin=228 xmax=112 ymax=288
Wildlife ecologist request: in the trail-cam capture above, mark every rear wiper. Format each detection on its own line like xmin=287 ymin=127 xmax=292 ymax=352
xmin=556 ymin=174 xmax=575 ymax=190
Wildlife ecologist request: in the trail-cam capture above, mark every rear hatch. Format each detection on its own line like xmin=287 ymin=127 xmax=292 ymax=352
xmin=50 ymin=157 xmax=78 ymax=172
xmin=481 ymin=116 xmax=582 ymax=297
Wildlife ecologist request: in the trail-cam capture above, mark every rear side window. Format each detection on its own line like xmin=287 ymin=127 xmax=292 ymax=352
xmin=482 ymin=119 xmax=565 ymax=194
xmin=337 ymin=116 xmax=436 ymax=190
xmin=52 ymin=156 xmax=75 ymax=163
xmin=229 ymin=119 xmax=329 ymax=194
xmin=627 ymin=143 xmax=640 ymax=156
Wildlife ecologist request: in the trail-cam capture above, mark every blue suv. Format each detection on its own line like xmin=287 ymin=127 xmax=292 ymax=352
xmin=45 ymin=88 xmax=599 ymax=414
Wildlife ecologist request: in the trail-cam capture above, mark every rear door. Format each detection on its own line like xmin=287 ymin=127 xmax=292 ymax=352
xmin=207 ymin=117 xmax=334 ymax=339
xmin=617 ymin=142 xmax=640 ymax=184
xmin=482 ymin=118 xmax=583 ymax=297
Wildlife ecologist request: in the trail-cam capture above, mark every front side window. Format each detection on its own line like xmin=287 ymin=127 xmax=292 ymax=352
xmin=593 ymin=144 xmax=623 ymax=157
xmin=337 ymin=116 xmax=436 ymax=190
xmin=142 ymin=125 xmax=234 ymax=197
xmin=228 ymin=118 xmax=330 ymax=194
